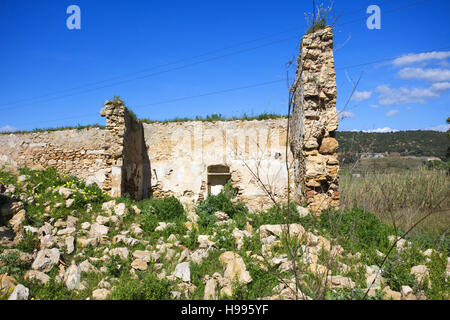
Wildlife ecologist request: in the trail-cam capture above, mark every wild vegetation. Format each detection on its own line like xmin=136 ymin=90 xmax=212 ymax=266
xmin=0 ymin=167 xmax=448 ymax=300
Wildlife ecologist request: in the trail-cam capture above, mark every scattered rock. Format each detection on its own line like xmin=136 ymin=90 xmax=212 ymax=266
xmin=79 ymin=260 xmax=97 ymax=273
xmin=204 ymin=276 xmax=217 ymax=300
xmin=0 ymin=273 xmax=18 ymax=291
xmin=64 ymin=263 xmax=81 ymax=290
xmin=114 ymin=203 xmax=127 ymax=216
xmin=326 ymin=275 xmax=355 ymax=289
xmin=173 ymin=262 xmax=191 ymax=282
xmin=8 ymin=284 xmax=29 ymax=300
xmin=112 ymin=234 xmax=139 ymax=246
xmin=92 ymin=288 xmax=110 ymax=300
xmin=219 ymin=251 xmax=252 ymax=284
xmin=401 ymin=285 xmax=416 ymax=300
xmin=65 ymin=236 xmax=75 ymax=254
xmin=24 ymin=270 xmax=50 ymax=285
xmin=258 ymin=224 xmax=305 ymax=239
xmin=410 ymin=265 xmax=429 ymax=284
xmin=89 ymin=223 xmax=109 ymax=239
xmin=65 ymin=199 xmax=75 ymax=208
xmin=59 ymin=187 xmax=73 ymax=199
xmin=382 ymin=286 xmax=401 ymax=300
xmin=110 ymin=247 xmax=129 ymax=260
xmin=31 ymin=248 xmax=60 ymax=273
xmin=198 ymin=235 xmax=215 ymax=249
xmin=131 ymin=258 xmax=148 ymax=271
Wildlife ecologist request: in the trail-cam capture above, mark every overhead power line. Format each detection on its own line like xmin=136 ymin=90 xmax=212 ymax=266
xmin=0 ymin=0 xmax=424 ymax=111
xmin=8 ymin=39 xmax=450 ymax=128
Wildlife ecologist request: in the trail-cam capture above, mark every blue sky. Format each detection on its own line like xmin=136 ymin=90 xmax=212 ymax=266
xmin=0 ymin=0 xmax=449 ymax=133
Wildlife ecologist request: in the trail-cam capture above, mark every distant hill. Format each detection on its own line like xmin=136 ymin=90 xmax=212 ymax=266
xmin=336 ymin=130 xmax=449 ymax=162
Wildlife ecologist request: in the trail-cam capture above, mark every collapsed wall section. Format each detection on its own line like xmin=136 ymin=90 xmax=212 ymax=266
xmin=0 ymin=128 xmax=107 ymax=187
xmin=290 ymin=26 xmax=340 ymax=213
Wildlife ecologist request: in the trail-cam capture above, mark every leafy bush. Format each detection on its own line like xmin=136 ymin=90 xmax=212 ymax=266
xmin=248 ymin=202 xmax=302 ymax=229
xmin=141 ymin=196 xmax=185 ymax=221
xmin=318 ymin=208 xmax=393 ymax=254
xmin=196 ymin=182 xmax=248 ymax=228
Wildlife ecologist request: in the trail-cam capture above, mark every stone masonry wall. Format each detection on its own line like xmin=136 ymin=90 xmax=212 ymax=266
xmin=143 ymin=119 xmax=296 ymax=211
xmin=0 ymin=128 xmax=107 ymax=187
xmin=0 ymin=29 xmax=340 ymax=210
xmin=290 ymin=26 xmax=340 ymax=213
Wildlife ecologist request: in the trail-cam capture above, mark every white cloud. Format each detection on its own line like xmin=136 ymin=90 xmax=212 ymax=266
xmin=392 ymin=51 xmax=450 ymax=67
xmin=370 ymin=104 xmax=380 ymax=109
xmin=361 ymin=127 xmax=400 ymax=133
xmin=338 ymin=111 xmax=355 ymax=120
xmin=376 ymin=82 xmax=450 ymax=106
xmin=0 ymin=125 xmax=17 ymax=133
xmin=424 ymin=124 xmax=450 ymax=132
xmin=351 ymin=90 xmax=372 ymax=102
xmin=398 ymin=67 xmax=450 ymax=82
xmin=385 ymin=109 xmax=399 ymax=117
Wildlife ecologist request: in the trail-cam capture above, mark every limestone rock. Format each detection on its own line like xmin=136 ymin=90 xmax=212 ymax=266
xmin=410 ymin=265 xmax=429 ymax=284
xmin=24 ymin=270 xmax=50 ymax=285
xmin=92 ymin=288 xmax=110 ymax=300
xmin=110 ymin=247 xmax=129 ymax=260
xmin=89 ymin=223 xmax=109 ymax=239
xmin=326 ymin=275 xmax=355 ymax=289
xmin=319 ymin=137 xmax=338 ymax=154
xmin=173 ymin=262 xmax=191 ymax=282
xmin=64 ymin=263 xmax=81 ymax=290
xmin=131 ymin=258 xmax=148 ymax=271
xmin=58 ymin=187 xmax=73 ymax=199
xmin=258 ymin=224 xmax=305 ymax=239
xmin=8 ymin=284 xmax=29 ymax=300
xmin=219 ymin=251 xmax=252 ymax=284
xmin=204 ymin=277 xmax=217 ymax=300
xmin=382 ymin=286 xmax=401 ymax=300
xmin=32 ymin=248 xmax=60 ymax=273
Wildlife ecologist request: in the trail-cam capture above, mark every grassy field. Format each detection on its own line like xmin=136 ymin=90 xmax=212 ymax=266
xmin=340 ymin=167 xmax=450 ymax=248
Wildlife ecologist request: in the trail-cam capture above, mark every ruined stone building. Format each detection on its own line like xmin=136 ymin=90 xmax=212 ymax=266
xmin=0 ymin=27 xmax=339 ymax=213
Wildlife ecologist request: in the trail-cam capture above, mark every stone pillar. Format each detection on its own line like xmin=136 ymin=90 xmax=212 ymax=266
xmin=100 ymin=100 xmax=126 ymax=197
xmin=100 ymin=99 xmax=151 ymax=200
xmin=290 ymin=26 xmax=340 ymax=214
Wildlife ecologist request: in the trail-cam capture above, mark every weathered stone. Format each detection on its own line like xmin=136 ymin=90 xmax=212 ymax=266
xmin=382 ymin=286 xmax=401 ymax=300
xmin=32 ymin=248 xmax=60 ymax=273
xmin=59 ymin=187 xmax=73 ymax=199
xmin=131 ymin=258 xmax=148 ymax=271
xmin=198 ymin=235 xmax=215 ymax=249
xmin=0 ymin=273 xmax=18 ymax=291
xmin=319 ymin=137 xmax=338 ymax=154
xmin=64 ymin=263 xmax=81 ymax=290
xmin=326 ymin=275 xmax=355 ymax=289
xmin=110 ymin=247 xmax=129 ymax=260
xmin=173 ymin=262 xmax=191 ymax=282
xmin=219 ymin=251 xmax=252 ymax=284
xmin=204 ymin=277 xmax=217 ymax=300
xmin=258 ymin=224 xmax=305 ymax=239
xmin=92 ymin=288 xmax=110 ymax=300
xmin=24 ymin=270 xmax=50 ymax=285
xmin=8 ymin=284 xmax=29 ymax=300
xmin=410 ymin=265 xmax=429 ymax=284
xmin=89 ymin=223 xmax=109 ymax=239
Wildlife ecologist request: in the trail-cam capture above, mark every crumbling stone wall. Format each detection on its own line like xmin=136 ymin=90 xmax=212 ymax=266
xmin=290 ymin=26 xmax=340 ymax=213
xmin=143 ymin=119 xmax=296 ymax=211
xmin=0 ymin=28 xmax=340 ymax=210
xmin=0 ymin=128 xmax=107 ymax=187
xmin=100 ymin=100 xmax=150 ymax=200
